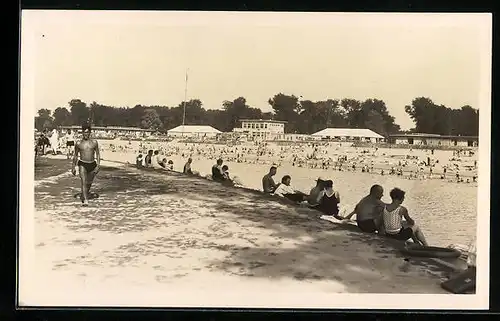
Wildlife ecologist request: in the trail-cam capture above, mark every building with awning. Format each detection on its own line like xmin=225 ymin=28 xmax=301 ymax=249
xmin=311 ymin=128 xmax=385 ymax=143
xmin=388 ymin=133 xmax=478 ymax=147
xmin=167 ymin=125 xmax=222 ymax=138
xmin=59 ymin=125 xmax=156 ymax=138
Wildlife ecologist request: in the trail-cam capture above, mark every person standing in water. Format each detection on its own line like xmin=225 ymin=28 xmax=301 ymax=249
xmin=72 ymin=123 xmax=101 ymax=207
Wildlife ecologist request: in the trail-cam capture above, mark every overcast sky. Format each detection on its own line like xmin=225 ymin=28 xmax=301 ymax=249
xmin=22 ymin=11 xmax=491 ymax=129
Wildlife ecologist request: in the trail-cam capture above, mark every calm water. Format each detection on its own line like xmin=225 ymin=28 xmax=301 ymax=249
xmin=102 ymin=148 xmax=478 ymax=248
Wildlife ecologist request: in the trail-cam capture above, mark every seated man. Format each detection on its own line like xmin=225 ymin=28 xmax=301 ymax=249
xmin=340 ymin=184 xmax=386 ymax=234
xmin=144 ymin=150 xmax=154 ymax=168
xmin=383 ymin=188 xmax=429 ymax=246
xmin=307 ymin=178 xmax=326 ymax=206
xmin=211 ymin=159 xmax=225 ymax=181
xmin=262 ymin=166 xmax=279 ymax=193
xmin=274 ymin=175 xmax=307 ymax=203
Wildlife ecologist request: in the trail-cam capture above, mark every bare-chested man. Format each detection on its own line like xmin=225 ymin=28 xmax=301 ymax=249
xmin=72 ymin=123 xmax=100 ymax=206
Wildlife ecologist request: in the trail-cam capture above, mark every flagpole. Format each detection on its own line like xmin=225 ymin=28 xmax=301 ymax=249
xmin=182 ymin=69 xmax=189 ymax=137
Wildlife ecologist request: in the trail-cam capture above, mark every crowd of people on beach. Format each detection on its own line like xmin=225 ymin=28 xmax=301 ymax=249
xmin=125 ymin=139 xmax=477 ymax=184
xmin=35 ymin=128 xmax=76 ymax=159
xmin=133 ymin=147 xmax=431 ymax=247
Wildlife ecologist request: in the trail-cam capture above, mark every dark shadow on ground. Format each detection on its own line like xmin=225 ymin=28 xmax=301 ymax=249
xmin=35 ymin=157 xmax=71 ymax=180
xmin=35 ymin=160 xmax=463 ymax=293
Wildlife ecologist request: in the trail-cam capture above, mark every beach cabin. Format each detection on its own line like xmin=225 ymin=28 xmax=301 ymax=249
xmin=167 ymin=125 xmax=222 ymax=139
xmin=233 ymin=119 xmax=287 ymax=141
xmin=280 ymin=133 xmax=319 ymax=142
xmin=59 ymin=125 xmax=155 ymax=139
xmin=311 ymin=128 xmax=384 ymax=143
xmin=388 ymin=133 xmax=478 ymax=147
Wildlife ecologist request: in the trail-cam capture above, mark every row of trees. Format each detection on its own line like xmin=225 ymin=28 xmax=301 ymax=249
xmin=405 ymin=97 xmax=479 ymax=136
xmin=34 ymin=94 xmax=479 ymax=137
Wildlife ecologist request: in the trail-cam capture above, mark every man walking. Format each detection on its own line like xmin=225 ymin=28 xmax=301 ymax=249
xmin=72 ymin=123 xmax=101 ymax=206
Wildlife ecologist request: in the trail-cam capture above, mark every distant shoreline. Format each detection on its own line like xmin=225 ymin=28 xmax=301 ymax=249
xmin=110 ymin=137 xmax=479 ymax=151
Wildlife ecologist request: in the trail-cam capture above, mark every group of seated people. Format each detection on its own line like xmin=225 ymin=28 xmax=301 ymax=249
xmin=211 ymin=159 xmax=235 ymax=185
xmin=262 ymin=166 xmax=429 ymax=246
xmin=136 ymin=150 xmax=173 ymax=170
xmin=262 ymin=166 xmax=342 ymax=218
xmin=340 ymin=185 xmax=429 ymax=246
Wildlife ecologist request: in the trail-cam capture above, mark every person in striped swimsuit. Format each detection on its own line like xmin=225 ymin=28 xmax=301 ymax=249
xmin=383 ymin=188 xmax=429 ymax=246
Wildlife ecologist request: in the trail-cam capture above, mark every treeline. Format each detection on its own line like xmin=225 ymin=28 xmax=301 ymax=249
xmin=34 ymin=94 xmax=479 ymax=137
xmin=405 ymin=97 xmax=479 ymax=136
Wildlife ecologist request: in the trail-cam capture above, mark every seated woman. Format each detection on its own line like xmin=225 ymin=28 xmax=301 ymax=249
xmin=274 ymin=175 xmax=307 ymax=203
xmin=136 ymin=154 xmax=144 ymax=168
xmin=383 ymin=188 xmax=429 ymax=246
xmin=221 ymin=165 xmax=231 ymax=180
xmin=158 ymin=158 xmax=168 ymax=169
xmin=316 ymin=180 xmax=342 ymax=219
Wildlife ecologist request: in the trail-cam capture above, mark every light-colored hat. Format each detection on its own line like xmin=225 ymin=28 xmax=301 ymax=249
xmin=317 ymin=176 xmax=328 ymax=182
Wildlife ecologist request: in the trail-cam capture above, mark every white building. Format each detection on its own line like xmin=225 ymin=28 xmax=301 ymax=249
xmin=167 ymin=125 xmax=222 ymax=138
xmin=312 ymin=128 xmax=385 ymax=143
xmin=388 ymin=133 xmax=478 ymax=147
xmin=233 ymin=119 xmax=287 ymax=140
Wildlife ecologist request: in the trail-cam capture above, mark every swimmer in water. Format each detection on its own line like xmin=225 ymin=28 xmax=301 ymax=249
xmin=72 ymin=122 xmax=101 ymax=206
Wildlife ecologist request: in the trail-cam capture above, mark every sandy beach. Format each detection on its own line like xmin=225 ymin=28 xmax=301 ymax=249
xmin=25 ymin=156 xmax=473 ymax=307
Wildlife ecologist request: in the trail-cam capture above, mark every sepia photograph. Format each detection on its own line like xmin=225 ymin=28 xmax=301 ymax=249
xmin=19 ymin=11 xmax=491 ymax=309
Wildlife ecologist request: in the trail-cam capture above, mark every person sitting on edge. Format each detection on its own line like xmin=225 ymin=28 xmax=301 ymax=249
xmin=383 ymin=188 xmax=429 ymax=246
xmin=152 ymin=150 xmax=163 ymax=169
xmin=274 ymin=175 xmax=307 ymax=203
xmin=212 ymin=159 xmax=225 ymax=181
xmin=340 ymin=184 xmax=386 ymax=234
xmin=158 ymin=158 xmax=168 ymax=169
xmin=262 ymin=166 xmax=279 ymax=193
xmin=316 ymin=180 xmax=342 ymax=219
xmin=307 ymin=178 xmax=326 ymax=207
xmin=144 ymin=150 xmax=153 ymax=168
xmin=136 ymin=154 xmax=144 ymax=168
xmin=221 ymin=165 xmax=231 ymax=181
xmin=183 ymin=158 xmax=193 ymax=174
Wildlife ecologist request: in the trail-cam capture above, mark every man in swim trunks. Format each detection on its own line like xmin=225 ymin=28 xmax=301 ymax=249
xmin=72 ymin=123 xmax=101 ymax=206
xmin=66 ymin=129 xmax=75 ymax=159
xmin=340 ymin=184 xmax=386 ymax=233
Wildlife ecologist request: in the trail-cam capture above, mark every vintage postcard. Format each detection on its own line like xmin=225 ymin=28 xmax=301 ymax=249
xmin=19 ymin=11 xmax=491 ymax=309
